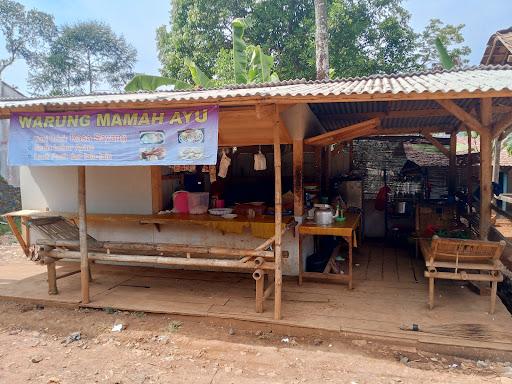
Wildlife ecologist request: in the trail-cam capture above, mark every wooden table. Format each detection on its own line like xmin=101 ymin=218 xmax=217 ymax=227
xmin=298 ymin=212 xmax=361 ymax=289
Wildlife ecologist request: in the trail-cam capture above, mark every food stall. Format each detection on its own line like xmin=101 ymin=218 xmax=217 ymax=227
xmin=2 ymin=66 xmax=512 ymax=322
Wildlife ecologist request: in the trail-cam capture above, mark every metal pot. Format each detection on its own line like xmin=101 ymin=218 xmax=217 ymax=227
xmin=314 ymin=204 xmax=334 ymax=226
xmin=396 ymin=201 xmax=407 ymax=214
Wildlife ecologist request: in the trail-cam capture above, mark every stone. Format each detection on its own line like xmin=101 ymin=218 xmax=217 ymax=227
xmin=351 ymin=340 xmax=367 ymax=347
xmin=313 ymin=339 xmax=323 ymax=346
xmin=228 ymin=328 xmax=235 ymax=336
xmin=31 ymin=356 xmax=43 ymax=363
xmin=477 ymin=360 xmax=489 ymax=368
xmin=399 ymin=356 xmax=409 ymax=365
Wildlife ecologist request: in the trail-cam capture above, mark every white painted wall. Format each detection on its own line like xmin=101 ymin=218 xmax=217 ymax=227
xmin=20 ymin=166 xmax=152 ymax=214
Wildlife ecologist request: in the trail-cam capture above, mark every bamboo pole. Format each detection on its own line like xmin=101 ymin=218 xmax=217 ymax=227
xmin=36 ymin=239 xmax=280 ymax=259
xmin=78 ymin=166 xmax=90 ymax=304
xmin=293 ymin=139 xmax=304 ymax=218
xmin=40 ymin=250 xmax=277 ymax=270
xmin=273 ymin=106 xmax=283 ymax=320
xmin=480 ymin=98 xmax=493 ymax=240
xmin=467 ymin=128 xmax=473 ymax=215
xmin=47 ymin=261 xmax=58 ymax=295
xmin=253 ymin=269 xmax=264 ymax=313
xmin=449 ymin=130 xmax=457 ymax=195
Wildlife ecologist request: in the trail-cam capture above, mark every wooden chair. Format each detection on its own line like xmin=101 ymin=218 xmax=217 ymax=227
xmin=419 ymin=236 xmax=505 ymax=314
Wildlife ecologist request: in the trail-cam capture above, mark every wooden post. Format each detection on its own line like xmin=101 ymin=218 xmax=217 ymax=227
xmin=293 ymin=139 xmax=304 ymax=218
xmin=467 ymin=128 xmax=473 ymax=214
xmin=78 ymin=166 xmax=90 ymax=304
xmin=490 ymin=280 xmax=498 ymax=314
xmin=47 ymin=261 xmax=58 ymax=295
xmin=449 ymin=130 xmax=457 ymax=195
xmin=480 ymin=98 xmax=493 ymax=240
xmin=493 ymin=135 xmax=502 ymax=183
xmin=273 ymin=107 xmax=283 ymax=320
xmin=428 ymin=277 xmax=435 ymax=309
xmin=151 ymin=166 xmax=163 ymax=213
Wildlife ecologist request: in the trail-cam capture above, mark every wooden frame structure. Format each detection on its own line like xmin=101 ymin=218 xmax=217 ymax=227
xmin=3 ymin=67 xmax=512 ymax=321
xmin=420 ymin=236 xmax=505 ymax=314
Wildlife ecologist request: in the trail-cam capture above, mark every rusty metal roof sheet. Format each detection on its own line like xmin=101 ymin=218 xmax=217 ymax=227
xmin=1 ymin=66 xmax=512 ymax=111
xmin=481 ymin=28 xmax=512 ymax=65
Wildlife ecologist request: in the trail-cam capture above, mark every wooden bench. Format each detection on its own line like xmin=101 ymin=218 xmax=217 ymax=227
xmin=419 ymin=235 xmax=505 ymax=314
xmin=28 ymin=216 xmax=292 ymax=314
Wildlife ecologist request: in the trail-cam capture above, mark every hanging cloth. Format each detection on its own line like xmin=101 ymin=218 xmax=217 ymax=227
xmin=254 ymin=146 xmax=267 ymax=171
xmin=375 ymin=185 xmax=390 ymax=211
xmin=218 ymin=151 xmax=231 ymax=178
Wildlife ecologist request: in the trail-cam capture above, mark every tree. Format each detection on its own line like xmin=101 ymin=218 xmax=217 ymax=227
xmin=314 ymin=0 xmax=329 ymax=80
xmin=244 ymin=0 xmax=316 ymax=81
xmin=0 ymin=0 xmax=56 ymax=82
xmin=417 ymin=18 xmax=471 ymax=69
xmin=157 ymin=0 xmax=252 ymax=83
xmin=30 ymin=21 xmax=137 ymax=95
xmin=328 ymin=0 xmax=420 ymax=78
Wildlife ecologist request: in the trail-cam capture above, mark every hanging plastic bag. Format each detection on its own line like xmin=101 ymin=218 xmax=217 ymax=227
xmin=218 ymin=151 xmax=231 ymax=178
xmin=254 ymin=146 xmax=267 ymax=171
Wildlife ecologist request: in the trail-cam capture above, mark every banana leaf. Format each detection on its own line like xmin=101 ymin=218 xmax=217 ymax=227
xmin=232 ymin=18 xmax=248 ymax=84
xmin=184 ymin=58 xmax=215 ymax=88
xmin=247 ymin=45 xmax=277 ymax=83
xmin=435 ymin=37 xmax=455 ymax=70
xmin=124 ymin=74 xmax=191 ymax=92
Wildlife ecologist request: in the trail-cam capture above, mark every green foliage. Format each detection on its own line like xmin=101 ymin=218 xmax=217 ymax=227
xmin=128 ymin=17 xmax=279 ymax=91
xmin=157 ymin=0 xmax=471 ymax=82
xmin=157 ymin=0 xmax=252 ymax=82
xmin=232 ymin=18 xmax=248 ymax=84
xmin=435 ymin=37 xmax=455 ymax=70
xmin=184 ymin=57 xmax=215 ymax=88
xmin=244 ymin=0 xmax=316 ymax=80
xmin=328 ymin=0 xmax=421 ymax=77
xmin=124 ymin=74 xmax=190 ymax=92
xmin=417 ymin=18 xmax=471 ymax=69
xmin=0 ymin=0 xmax=56 ymax=75
xmin=30 ymin=21 xmax=137 ymax=95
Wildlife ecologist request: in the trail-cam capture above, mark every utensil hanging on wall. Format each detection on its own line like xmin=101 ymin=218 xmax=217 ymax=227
xmin=218 ymin=149 xmax=231 ymax=178
xmin=254 ymin=146 xmax=267 ymax=171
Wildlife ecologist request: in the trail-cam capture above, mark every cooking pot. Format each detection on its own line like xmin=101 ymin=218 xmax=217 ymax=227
xmin=314 ymin=204 xmax=334 ymax=226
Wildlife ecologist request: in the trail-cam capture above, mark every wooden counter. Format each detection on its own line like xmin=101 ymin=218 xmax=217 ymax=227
xmin=5 ymin=210 xmax=293 ymax=239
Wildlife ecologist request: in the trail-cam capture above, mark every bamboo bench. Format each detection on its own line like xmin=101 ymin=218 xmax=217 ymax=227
xmin=28 ymin=216 xmax=292 ymax=314
xmin=419 ymin=235 xmax=505 ymax=314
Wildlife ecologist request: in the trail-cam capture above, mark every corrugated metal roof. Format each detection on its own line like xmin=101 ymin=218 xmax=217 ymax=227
xmin=1 ymin=66 xmax=512 ymax=110
xmin=481 ymin=28 xmax=512 ymax=65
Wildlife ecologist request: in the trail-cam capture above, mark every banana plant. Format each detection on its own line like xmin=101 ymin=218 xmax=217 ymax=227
xmin=124 ymin=74 xmax=191 ymax=92
xmin=435 ymin=37 xmax=455 ymax=70
xmin=124 ymin=18 xmax=279 ymax=92
xmin=232 ymin=18 xmax=248 ymax=84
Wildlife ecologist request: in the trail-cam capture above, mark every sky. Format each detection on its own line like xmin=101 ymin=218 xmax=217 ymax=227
xmin=1 ymin=0 xmax=511 ymax=95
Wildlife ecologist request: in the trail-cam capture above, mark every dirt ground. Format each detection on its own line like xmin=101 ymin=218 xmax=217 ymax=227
xmin=2 ymin=239 xmax=512 ymax=384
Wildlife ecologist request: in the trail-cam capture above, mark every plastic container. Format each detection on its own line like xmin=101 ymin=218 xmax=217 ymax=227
xmin=172 ymin=191 xmax=189 ymax=213
xmin=188 ymin=192 xmax=209 ymax=214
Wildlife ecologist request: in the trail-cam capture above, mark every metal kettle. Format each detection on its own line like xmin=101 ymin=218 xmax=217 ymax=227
xmin=314 ymin=204 xmax=334 ymax=226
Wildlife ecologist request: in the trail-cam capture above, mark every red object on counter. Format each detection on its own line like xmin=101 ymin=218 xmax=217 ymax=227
xmin=173 ymin=191 xmax=189 ymax=213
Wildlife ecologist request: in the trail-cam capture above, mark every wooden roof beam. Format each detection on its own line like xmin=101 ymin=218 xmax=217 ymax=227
xmin=493 ymin=112 xmax=512 ymax=138
xmin=304 ymin=118 xmax=380 ymax=146
xmin=319 ymin=105 xmax=512 ymax=122
xmin=369 ymin=125 xmax=455 ymax=136
xmin=436 ymin=99 xmax=485 ymax=135
xmin=422 ymin=132 xmax=450 ymax=158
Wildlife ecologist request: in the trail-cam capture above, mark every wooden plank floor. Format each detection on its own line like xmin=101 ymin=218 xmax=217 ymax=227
xmin=2 ymin=241 xmax=512 ymax=355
